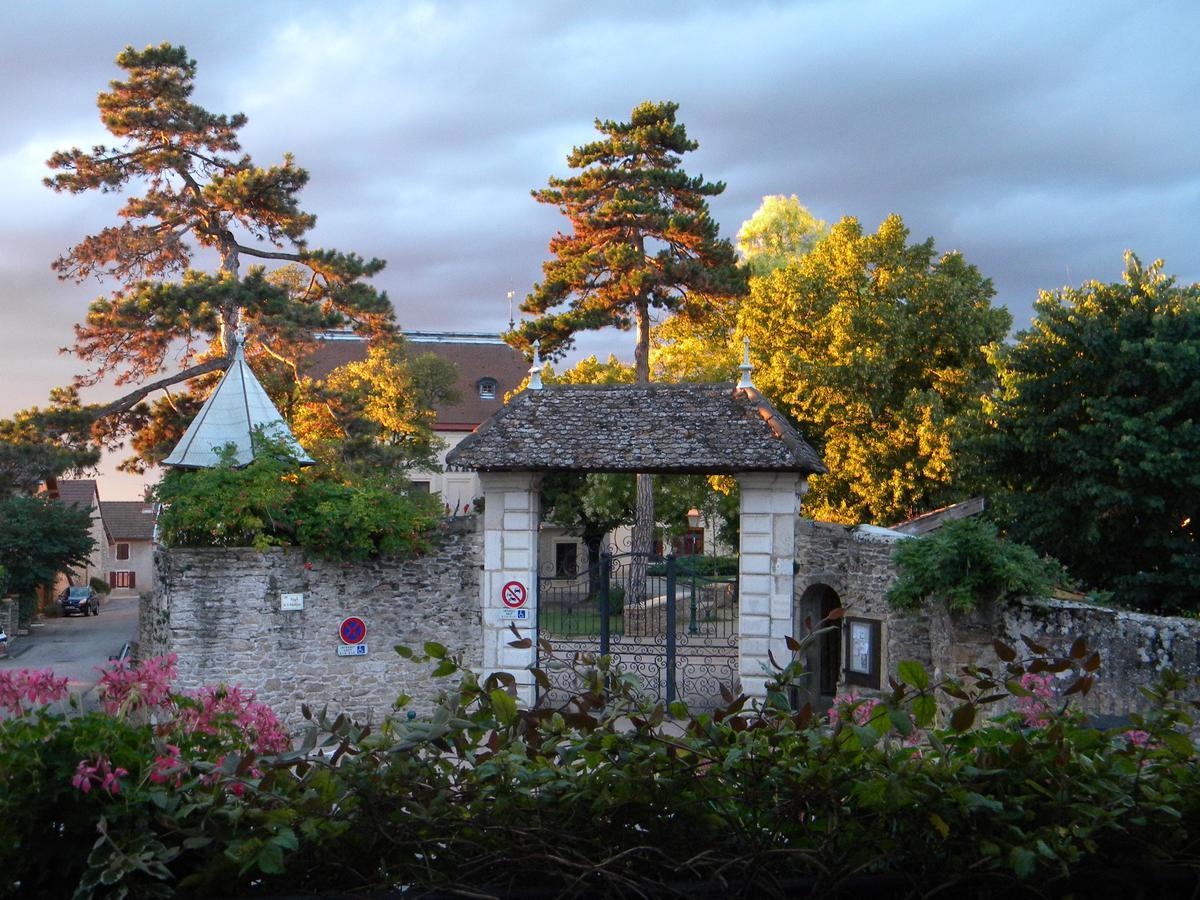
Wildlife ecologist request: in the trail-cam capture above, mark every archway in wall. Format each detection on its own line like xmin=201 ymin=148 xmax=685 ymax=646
xmin=797 ymin=583 xmax=842 ymax=707
xmin=446 ymin=380 xmax=826 ymax=706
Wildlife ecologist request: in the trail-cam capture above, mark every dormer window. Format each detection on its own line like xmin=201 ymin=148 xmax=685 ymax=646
xmin=478 ymin=378 xmax=497 ymax=400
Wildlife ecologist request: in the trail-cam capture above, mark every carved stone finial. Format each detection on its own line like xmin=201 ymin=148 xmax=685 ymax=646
xmin=528 ymin=340 xmax=544 ymax=390
xmin=736 ymin=336 xmax=754 ymax=390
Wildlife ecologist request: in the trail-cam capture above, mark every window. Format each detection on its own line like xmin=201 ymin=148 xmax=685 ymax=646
xmin=555 ymin=542 xmax=578 ymax=578
xmin=109 ymin=571 xmax=136 ymax=589
xmin=478 ymin=378 xmax=497 ymax=400
xmin=115 ymin=542 xmax=130 ymax=561
xmin=844 ymin=617 xmax=882 ymax=689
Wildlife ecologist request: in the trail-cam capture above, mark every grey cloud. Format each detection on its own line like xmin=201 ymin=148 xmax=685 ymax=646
xmin=2 ymin=0 xmax=1199 ymax=501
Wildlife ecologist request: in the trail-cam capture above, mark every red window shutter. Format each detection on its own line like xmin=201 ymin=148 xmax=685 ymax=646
xmin=129 ymin=572 xmax=136 ymax=589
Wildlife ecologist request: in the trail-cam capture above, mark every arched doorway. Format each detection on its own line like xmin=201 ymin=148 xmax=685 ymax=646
xmin=797 ymin=583 xmax=842 ymax=706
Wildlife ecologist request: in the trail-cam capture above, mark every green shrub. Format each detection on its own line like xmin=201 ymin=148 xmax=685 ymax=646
xmin=88 ymin=577 xmax=112 ymax=595
xmin=647 ymin=554 xmax=738 ymax=577
xmin=154 ymin=439 xmax=439 ymax=561
xmin=3 ymin=632 xmax=1199 ymax=897
xmin=888 ymin=517 xmax=1066 ymax=613
xmin=592 ymin=584 xmax=625 ymax=614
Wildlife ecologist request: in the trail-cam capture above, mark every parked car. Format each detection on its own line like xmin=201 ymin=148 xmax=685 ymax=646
xmin=59 ymin=585 xmax=99 ymax=617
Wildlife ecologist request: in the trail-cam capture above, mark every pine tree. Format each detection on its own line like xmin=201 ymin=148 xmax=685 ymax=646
xmin=41 ymin=43 xmax=394 ymax=462
xmin=511 ymin=101 xmax=744 ymax=588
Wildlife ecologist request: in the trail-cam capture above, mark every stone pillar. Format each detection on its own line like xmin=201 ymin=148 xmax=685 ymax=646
xmin=736 ymin=472 xmax=803 ymax=697
xmin=478 ymin=471 xmax=541 ymax=705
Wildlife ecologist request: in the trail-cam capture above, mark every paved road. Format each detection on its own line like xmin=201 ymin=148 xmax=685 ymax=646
xmin=1 ymin=594 xmax=139 ymax=706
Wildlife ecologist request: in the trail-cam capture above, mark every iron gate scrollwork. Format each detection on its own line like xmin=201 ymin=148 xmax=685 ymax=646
xmin=536 ymin=551 xmax=739 ymax=709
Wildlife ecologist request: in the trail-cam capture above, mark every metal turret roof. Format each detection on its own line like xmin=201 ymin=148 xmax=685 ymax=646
xmin=162 ymin=339 xmax=313 ymax=469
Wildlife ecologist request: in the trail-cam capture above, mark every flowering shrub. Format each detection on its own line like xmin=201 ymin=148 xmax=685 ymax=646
xmin=1 ymin=633 xmax=1198 ymax=898
xmin=1015 ymin=671 xmax=1056 ymax=726
xmin=0 ymin=666 xmax=68 ymax=714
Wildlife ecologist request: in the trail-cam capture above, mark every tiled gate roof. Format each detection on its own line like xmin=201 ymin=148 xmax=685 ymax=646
xmin=446 ymin=382 xmax=826 ymax=475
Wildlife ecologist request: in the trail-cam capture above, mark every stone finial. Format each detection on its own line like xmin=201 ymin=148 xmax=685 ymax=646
xmin=736 ymin=336 xmax=754 ymax=390
xmin=528 ymin=340 xmax=544 ymax=390
xmin=234 ymin=321 xmax=247 ymax=352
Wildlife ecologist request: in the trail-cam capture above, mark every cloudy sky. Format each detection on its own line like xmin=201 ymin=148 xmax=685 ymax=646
xmin=2 ymin=0 xmax=1197 ymax=498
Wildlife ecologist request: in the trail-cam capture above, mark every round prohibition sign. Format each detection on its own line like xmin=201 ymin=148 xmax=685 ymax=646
xmin=501 ymin=581 xmax=527 ymax=609
xmin=339 ymin=616 xmax=367 ymax=645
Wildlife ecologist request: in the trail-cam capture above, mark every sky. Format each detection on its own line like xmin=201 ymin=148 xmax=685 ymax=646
xmin=1 ymin=0 xmax=1198 ymax=499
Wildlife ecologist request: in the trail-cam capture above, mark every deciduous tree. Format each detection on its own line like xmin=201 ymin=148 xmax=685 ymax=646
xmin=737 ymin=214 xmax=1009 ymax=524
xmin=0 ymin=495 xmax=96 ymax=624
xmin=736 ymin=194 xmax=828 ymax=277
xmin=970 ymin=253 xmax=1200 ymax=612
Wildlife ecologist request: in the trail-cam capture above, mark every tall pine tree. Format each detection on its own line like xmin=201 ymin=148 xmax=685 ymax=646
xmin=510 ymin=101 xmax=744 ymax=585
xmin=41 ymin=43 xmax=395 ymax=464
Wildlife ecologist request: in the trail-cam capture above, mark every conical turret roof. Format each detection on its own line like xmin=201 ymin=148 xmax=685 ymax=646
xmin=162 ymin=337 xmax=314 ymax=469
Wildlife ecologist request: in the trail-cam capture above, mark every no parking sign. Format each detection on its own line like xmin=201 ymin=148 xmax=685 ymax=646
xmin=501 ymin=581 xmax=527 ymax=609
xmin=339 ymin=616 xmax=367 ymax=645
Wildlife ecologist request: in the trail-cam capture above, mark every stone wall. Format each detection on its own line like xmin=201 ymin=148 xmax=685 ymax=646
xmin=140 ymin=519 xmax=482 ymax=731
xmin=928 ymin=597 xmax=1200 ymax=720
xmin=793 ymin=519 xmax=1199 ymax=720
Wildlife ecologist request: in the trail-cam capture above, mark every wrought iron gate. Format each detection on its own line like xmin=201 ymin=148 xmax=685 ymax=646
xmin=536 ymin=551 xmax=739 ymax=709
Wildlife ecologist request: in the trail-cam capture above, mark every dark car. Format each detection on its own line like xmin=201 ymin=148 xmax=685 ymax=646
xmin=59 ymin=585 xmax=99 ymax=617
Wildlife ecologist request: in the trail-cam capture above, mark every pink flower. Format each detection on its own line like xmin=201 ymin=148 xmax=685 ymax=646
xmin=71 ymin=755 xmax=126 ymax=796
xmin=0 ymin=668 xmax=69 ymax=714
xmin=180 ymin=684 xmax=290 ymax=755
xmin=827 ymin=693 xmax=885 ymax=727
xmin=96 ymin=654 xmax=177 ymax=716
xmin=1016 ymin=673 xmax=1056 ymax=727
xmin=1122 ymin=730 xmax=1154 ymax=748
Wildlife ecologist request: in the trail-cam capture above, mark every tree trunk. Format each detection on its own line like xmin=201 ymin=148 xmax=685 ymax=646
xmin=584 ymin=531 xmax=605 ymax=602
xmin=630 ymin=295 xmax=654 ymax=604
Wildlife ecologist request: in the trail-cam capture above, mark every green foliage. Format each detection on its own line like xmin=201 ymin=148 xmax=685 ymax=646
xmin=88 ymin=577 xmax=112 ymax=596
xmin=741 ymin=215 xmax=1010 ymax=524
xmin=648 ymin=555 xmax=739 ymax=577
xmin=292 ymin=342 xmax=459 ymax=483
xmin=736 ymin=194 xmax=828 ymax=276
xmin=154 ymin=439 xmax=438 ymax=561
xmin=888 ymin=518 xmax=1064 ymax=613
xmin=968 ymin=253 xmax=1200 ymax=613
xmin=4 ymin=633 xmax=1199 ymax=897
xmin=0 ymin=390 xmax=103 ymax=493
xmin=0 ymin=495 xmax=95 ymax=622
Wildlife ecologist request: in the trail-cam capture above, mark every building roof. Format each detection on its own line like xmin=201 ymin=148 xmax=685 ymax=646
xmin=55 ymin=479 xmax=99 ymax=511
xmin=100 ymin=501 xmax=157 ymax=541
xmin=446 ymin=382 xmax=827 ymax=475
xmin=890 ymin=497 xmax=986 ymax=536
xmin=304 ymin=331 xmax=529 ymax=431
xmin=162 ymin=341 xmax=314 ymax=469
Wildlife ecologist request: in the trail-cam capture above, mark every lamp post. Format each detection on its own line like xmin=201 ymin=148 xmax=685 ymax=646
xmin=686 ymin=507 xmax=701 ymax=634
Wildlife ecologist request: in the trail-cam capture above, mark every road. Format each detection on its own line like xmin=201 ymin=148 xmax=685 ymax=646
xmin=1 ymin=594 xmax=139 ymax=706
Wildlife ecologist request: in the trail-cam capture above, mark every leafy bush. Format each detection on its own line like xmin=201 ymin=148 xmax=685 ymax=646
xmin=647 ymin=554 xmax=738 ymax=577
xmin=88 ymin=577 xmax=112 ymax=596
xmin=155 ymin=440 xmax=439 ymax=561
xmin=2 ymin=629 xmax=1199 ymax=897
xmin=592 ymin=584 xmax=625 ymax=614
xmin=888 ymin=517 xmax=1066 ymax=613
